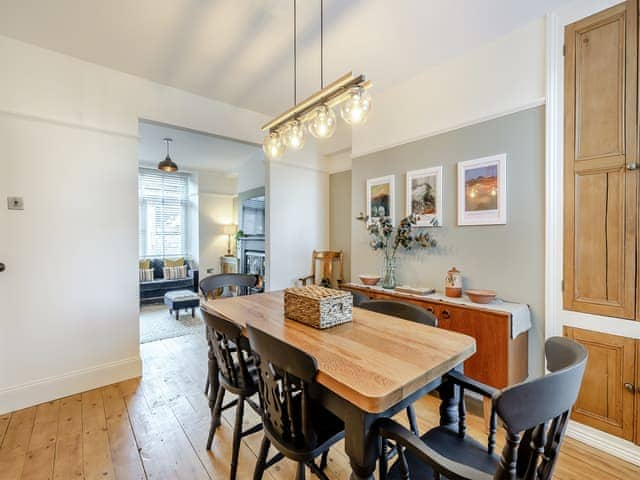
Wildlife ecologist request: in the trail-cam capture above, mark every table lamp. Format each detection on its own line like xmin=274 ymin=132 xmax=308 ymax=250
xmin=223 ymin=224 xmax=238 ymax=256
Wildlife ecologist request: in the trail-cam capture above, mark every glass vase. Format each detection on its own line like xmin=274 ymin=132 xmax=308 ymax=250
xmin=382 ymin=256 xmax=397 ymax=289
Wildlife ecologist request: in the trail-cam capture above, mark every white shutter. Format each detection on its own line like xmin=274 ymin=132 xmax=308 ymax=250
xmin=138 ymin=168 xmax=190 ymax=258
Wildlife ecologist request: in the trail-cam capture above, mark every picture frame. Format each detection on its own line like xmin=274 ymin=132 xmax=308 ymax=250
xmin=457 ymin=154 xmax=507 ymax=225
xmin=406 ymin=166 xmax=443 ymax=227
xmin=366 ymin=175 xmax=395 ymax=224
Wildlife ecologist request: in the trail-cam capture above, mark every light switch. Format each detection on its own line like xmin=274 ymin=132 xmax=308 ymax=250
xmin=7 ymin=197 xmax=24 ymax=210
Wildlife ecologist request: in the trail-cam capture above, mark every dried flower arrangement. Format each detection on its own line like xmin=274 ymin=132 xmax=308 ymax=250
xmin=361 ymin=214 xmax=438 ymax=288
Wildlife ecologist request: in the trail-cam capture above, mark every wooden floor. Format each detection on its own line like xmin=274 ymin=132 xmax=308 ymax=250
xmin=1 ymin=333 xmax=639 ymax=480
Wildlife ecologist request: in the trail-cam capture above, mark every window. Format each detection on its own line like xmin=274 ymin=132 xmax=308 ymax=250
xmin=138 ymin=168 xmax=190 ymax=258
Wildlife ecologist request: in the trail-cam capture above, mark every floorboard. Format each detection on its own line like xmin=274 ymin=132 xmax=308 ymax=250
xmin=1 ymin=332 xmax=639 ymax=479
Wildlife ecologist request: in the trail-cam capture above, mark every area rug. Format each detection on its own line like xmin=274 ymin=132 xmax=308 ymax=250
xmin=140 ymin=303 xmax=205 ymax=344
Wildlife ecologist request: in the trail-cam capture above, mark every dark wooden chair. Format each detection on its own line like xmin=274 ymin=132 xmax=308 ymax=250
xmin=201 ymin=273 xmax=262 ymax=397
xmin=247 ymin=324 xmax=345 ymax=480
xmin=358 ymin=299 xmax=438 ymax=474
xmin=201 ymin=310 xmax=262 ymax=480
xmin=376 ymin=336 xmax=588 ymax=480
xmin=348 ymin=289 xmax=369 ymax=306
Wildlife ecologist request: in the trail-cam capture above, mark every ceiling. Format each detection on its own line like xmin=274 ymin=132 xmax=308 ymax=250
xmin=138 ymin=121 xmax=259 ymax=173
xmin=0 ymin=0 xmax=570 ymax=116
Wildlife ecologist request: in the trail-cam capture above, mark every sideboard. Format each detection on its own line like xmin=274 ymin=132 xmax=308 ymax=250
xmin=342 ymin=283 xmax=529 ymax=390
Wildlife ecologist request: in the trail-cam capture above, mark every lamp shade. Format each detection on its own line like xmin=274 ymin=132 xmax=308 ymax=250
xmin=223 ymin=224 xmax=238 ymax=235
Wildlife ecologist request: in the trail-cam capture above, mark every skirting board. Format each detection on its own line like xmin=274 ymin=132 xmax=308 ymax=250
xmin=0 ymin=356 xmax=141 ymax=415
xmin=567 ymin=421 xmax=640 ymax=467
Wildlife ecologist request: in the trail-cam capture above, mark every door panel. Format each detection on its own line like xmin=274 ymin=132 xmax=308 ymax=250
xmin=564 ymin=1 xmax=637 ymax=319
xmin=565 ymin=327 xmax=635 ymax=441
xmin=574 ymin=9 xmax=625 ymax=161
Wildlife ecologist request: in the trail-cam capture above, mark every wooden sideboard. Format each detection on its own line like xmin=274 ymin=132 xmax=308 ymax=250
xmin=343 ymin=284 xmax=529 ymax=389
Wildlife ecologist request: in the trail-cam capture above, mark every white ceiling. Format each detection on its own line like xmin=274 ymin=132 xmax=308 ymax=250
xmin=0 ymin=0 xmax=570 ymax=116
xmin=138 ymin=121 xmax=259 ymax=173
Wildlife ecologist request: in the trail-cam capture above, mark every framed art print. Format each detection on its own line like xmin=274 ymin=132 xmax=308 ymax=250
xmin=366 ymin=175 xmax=395 ymax=224
xmin=406 ymin=166 xmax=443 ymax=227
xmin=457 ymin=154 xmax=507 ymax=225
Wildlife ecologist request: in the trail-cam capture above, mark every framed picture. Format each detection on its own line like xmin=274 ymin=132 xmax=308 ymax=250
xmin=366 ymin=175 xmax=395 ymax=223
xmin=457 ymin=154 xmax=507 ymax=225
xmin=406 ymin=166 xmax=443 ymax=227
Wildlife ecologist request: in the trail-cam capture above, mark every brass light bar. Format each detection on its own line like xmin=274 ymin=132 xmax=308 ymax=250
xmin=261 ymin=71 xmax=371 ymax=132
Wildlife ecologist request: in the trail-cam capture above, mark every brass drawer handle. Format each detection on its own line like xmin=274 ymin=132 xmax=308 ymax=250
xmin=624 ymin=383 xmax=635 ymax=393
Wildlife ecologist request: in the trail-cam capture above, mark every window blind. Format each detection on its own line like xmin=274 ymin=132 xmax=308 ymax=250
xmin=138 ymin=168 xmax=190 ymax=258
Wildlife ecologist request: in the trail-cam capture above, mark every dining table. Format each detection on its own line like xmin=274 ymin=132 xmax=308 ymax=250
xmin=202 ymin=290 xmax=476 ymax=480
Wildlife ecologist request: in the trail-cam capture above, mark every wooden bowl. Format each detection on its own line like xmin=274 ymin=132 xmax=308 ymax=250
xmin=466 ymin=289 xmax=496 ymax=304
xmin=359 ymin=275 xmax=381 ymax=286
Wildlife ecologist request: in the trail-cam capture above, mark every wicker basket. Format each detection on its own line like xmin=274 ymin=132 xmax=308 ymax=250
xmin=284 ymin=286 xmax=353 ymax=329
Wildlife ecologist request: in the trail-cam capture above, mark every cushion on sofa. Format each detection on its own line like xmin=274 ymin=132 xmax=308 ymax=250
xmin=164 ymin=258 xmax=185 ymax=267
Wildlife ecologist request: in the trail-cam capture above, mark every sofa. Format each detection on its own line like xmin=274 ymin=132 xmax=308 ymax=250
xmin=139 ymin=259 xmax=198 ymax=304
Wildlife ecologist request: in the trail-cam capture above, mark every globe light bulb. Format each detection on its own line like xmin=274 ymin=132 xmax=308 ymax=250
xmin=262 ymin=132 xmax=285 ymax=160
xmin=283 ymin=121 xmax=306 ymax=150
xmin=340 ymin=87 xmax=372 ymax=125
xmin=308 ymin=105 xmax=337 ymax=139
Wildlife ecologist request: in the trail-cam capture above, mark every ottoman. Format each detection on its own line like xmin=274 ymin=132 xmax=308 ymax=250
xmin=164 ymin=290 xmax=200 ymax=320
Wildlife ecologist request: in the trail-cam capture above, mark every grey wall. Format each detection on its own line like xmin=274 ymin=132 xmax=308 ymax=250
xmin=350 ymin=106 xmax=545 ymax=375
xmin=330 ymin=170 xmax=352 ymax=281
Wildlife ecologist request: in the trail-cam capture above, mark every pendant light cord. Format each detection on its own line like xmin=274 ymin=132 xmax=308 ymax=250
xmin=294 ymin=0 xmax=297 ymax=105
xmin=320 ymin=0 xmax=324 ymax=88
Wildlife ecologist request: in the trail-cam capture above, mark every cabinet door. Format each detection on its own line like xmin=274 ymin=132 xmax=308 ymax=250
xmin=565 ymin=327 xmax=635 ymax=441
xmin=563 ymin=1 xmax=637 ymax=319
xmin=436 ymin=305 xmax=510 ymax=389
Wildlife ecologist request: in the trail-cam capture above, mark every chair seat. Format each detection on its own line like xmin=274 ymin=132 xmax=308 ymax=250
xmin=264 ymin=395 xmax=345 ymax=462
xmin=386 ymin=426 xmax=499 ymax=480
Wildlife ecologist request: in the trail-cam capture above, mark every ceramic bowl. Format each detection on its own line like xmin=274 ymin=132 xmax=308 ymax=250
xmin=359 ymin=275 xmax=381 ymax=286
xmin=466 ymin=289 xmax=497 ymax=304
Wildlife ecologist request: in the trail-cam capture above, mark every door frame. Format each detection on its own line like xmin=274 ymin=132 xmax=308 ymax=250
xmin=545 ymin=0 xmax=640 ymax=466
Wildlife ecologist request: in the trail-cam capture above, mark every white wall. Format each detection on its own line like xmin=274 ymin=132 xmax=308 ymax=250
xmin=266 ymin=156 xmax=330 ymax=291
xmin=198 ymin=169 xmax=238 ymax=195
xmin=352 ymin=18 xmax=546 ymax=158
xmin=198 ymin=194 xmax=235 ymax=275
xmin=0 ymin=34 xmax=268 ymax=414
xmin=237 ymin=151 xmax=266 ymax=193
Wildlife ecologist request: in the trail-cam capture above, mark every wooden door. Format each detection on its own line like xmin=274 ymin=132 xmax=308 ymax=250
xmin=565 ymin=327 xmax=636 ymax=441
xmin=564 ymin=1 xmax=638 ymax=319
xmin=636 ymin=340 xmax=640 ymax=445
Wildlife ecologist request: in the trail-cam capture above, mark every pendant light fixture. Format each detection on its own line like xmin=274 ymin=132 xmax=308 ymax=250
xmin=261 ymin=0 xmax=371 ymax=158
xmin=157 ymin=137 xmax=178 ymax=172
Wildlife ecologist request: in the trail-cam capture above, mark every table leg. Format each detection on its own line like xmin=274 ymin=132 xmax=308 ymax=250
xmin=176 ymin=309 xmax=179 ymax=321
xmin=343 ymin=406 xmax=377 ymax=480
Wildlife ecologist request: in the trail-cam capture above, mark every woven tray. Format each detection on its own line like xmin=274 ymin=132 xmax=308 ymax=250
xmin=284 ymin=286 xmax=353 ymax=329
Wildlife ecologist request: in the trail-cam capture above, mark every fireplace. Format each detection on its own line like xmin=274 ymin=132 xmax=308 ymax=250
xmin=244 ymin=250 xmax=265 ymax=277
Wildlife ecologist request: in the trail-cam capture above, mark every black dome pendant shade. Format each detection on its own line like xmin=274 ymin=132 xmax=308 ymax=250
xmin=158 ymin=137 xmax=178 ymax=172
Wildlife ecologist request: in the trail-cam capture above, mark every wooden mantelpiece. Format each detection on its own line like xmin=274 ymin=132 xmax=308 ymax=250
xmin=343 ymin=283 xmax=529 ymax=389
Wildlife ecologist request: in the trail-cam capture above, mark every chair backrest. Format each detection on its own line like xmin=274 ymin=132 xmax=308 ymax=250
xmin=246 ymin=324 xmax=321 ymax=450
xmin=201 ymin=310 xmax=253 ymax=391
xmin=199 ymin=273 xmax=261 ymax=300
xmin=359 ymin=299 xmax=437 ymax=327
xmin=493 ymin=336 xmax=587 ymax=479
xmin=310 ymin=250 xmax=344 ymax=287
xmin=349 ymin=289 xmax=369 ymax=307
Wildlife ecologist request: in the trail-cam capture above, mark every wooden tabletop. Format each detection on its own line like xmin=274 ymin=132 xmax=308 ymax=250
xmin=202 ymin=291 xmax=476 ymax=413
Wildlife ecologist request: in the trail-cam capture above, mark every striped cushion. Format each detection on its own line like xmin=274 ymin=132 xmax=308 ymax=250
xmin=163 ymin=265 xmax=188 ymax=280
xmin=139 ymin=268 xmax=154 ymax=282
